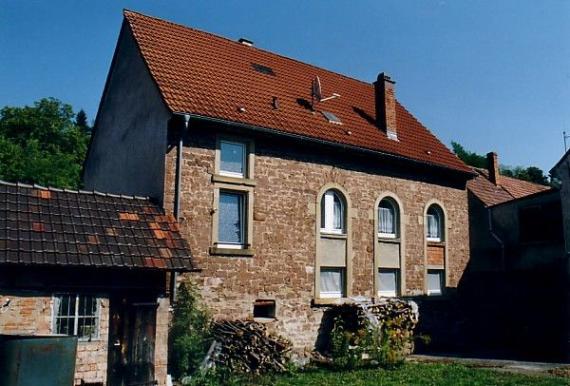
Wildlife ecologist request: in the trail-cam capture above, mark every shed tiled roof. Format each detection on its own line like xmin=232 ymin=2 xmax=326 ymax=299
xmin=123 ymin=10 xmax=472 ymax=175
xmin=0 ymin=181 xmax=193 ymax=271
xmin=467 ymin=168 xmax=550 ymax=207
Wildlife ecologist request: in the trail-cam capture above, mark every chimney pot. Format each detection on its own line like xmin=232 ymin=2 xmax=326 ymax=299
xmin=374 ymin=72 xmax=398 ymax=140
xmin=487 ymin=152 xmax=500 ymax=185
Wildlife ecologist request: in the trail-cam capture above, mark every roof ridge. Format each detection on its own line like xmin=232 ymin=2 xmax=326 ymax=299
xmin=0 ymin=179 xmax=150 ymax=201
xmin=122 ymin=9 xmax=375 ymax=88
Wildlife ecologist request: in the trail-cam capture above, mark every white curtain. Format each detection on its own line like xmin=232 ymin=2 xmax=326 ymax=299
xmin=379 ymin=206 xmax=394 ymax=234
xmin=427 ymin=214 xmax=439 ymax=239
xmin=320 ymin=268 xmax=343 ymax=296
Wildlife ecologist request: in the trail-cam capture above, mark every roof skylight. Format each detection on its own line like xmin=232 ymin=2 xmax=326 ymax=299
xmin=322 ymin=111 xmax=342 ymax=125
xmin=251 ymin=63 xmax=275 ymax=76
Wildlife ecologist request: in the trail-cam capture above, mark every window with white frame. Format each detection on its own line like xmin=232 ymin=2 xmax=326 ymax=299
xmin=427 ymin=270 xmax=444 ymax=295
xmin=426 ymin=205 xmax=443 ymax=242
xmin=320 ymin=190 xmax=345 ymax=234
xmin=320 ymin=267 xmax=345 ymax=298
xmin=378 ymin=198 xmax=398 ymax=238
xmin=378 ymin=268 xmax=399 ymax=297
xmin=218 ymin=190 xmax=246 ymax=248
xmin=220 ymin=140 xmax=247 ymax=178
xmin=53 ymin=294 xmax=99 ymax=340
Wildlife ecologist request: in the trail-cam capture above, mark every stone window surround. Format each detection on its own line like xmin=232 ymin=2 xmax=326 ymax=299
xmin=210 ymin=134 xmax=255 ymax=257
xmin=51 ymin=293 xmax=102 ymax=342
xmin=373 ymin=192 xmax=406 ymax=298
xmin=314 ymin=183 xmax=353 ymax=305
xmin=423 ymin=199 xmax=449 ymax=295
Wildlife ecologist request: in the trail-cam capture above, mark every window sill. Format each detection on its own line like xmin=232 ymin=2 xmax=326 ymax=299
xmin=253 ymin=317 xmax=277 ymax=324
xmin=427 ymin=241 xmax=445 ymax=247
xmin=212 ymin=174 xmax=256 ymax=187
xmin=319 ymin=232 xmax=347 ymax=240
xmin=312 ymin=297 xmax=352 ymax=306
xmin=209 ymin=246 xmax=254 ymax=257
xmin=378 ymin=237 xmax=401 ymax=243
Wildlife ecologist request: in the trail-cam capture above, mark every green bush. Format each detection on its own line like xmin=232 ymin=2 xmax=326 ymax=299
xmin=168 ymin=281 xmax=213 ymax=380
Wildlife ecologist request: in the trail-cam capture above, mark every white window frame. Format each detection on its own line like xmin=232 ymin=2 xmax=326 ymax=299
xmin=319 ymin=267 xmax=345 ymax=298
xmin=320 ymin=190 xmax=345 ymax=235
xmin=52 ymin=294 xmax=100 ymax=341
xmin=219 ymin=139 xmax=247 ymax=179
xmin=378 ymin=200 xmax=398 ymax=239
xmin=217 ymin=190 xmax=246 ymax=249
xmin=427 ymin=270 xmax=444 ymax=296
xmin=426 ymin=211 xmax=442 ymax=242
xmin=378 ymin=268 xmax=399 ymax=298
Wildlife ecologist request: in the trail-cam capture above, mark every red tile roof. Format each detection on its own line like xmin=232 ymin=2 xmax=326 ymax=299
xmin=0 ymin=181 xmax=194 ymax=271
xmin=467 ymin=168 xmax=550 ymax=207
xmin=123 ymin=10 xmax=472 ymax=174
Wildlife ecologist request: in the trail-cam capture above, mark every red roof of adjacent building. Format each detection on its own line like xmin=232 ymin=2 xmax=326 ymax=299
xmin=0 ymin=181 xmax=194 ymax=271
xmin=123 ymin=10 xmax=472 ymax=174
xmin=467 ymin=168 xmax=550 ymax=207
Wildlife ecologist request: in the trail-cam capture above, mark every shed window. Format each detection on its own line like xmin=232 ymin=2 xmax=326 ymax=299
xmin=320 ymin=267 xmax=345 ymax=298
xmin=218 ymin=191 xmax=245 ymax=248
xmin=320 ymin=190 xmax=345 ymax=234
xmin=220 ymin=140 xmax=247 ymax=178
xmin=54 ymin=294 xmax=99 ymax=340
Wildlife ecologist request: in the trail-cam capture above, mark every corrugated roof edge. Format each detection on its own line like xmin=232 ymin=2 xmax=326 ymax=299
xmin=0 ymin=180 xmax=151 ymax=201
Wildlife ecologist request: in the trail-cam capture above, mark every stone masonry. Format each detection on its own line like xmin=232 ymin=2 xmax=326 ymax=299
xmin=163 ymin=126 xmax=470 ymax=353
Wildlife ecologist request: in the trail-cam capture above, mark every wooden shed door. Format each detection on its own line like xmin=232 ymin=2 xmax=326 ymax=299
xmin=107 ymin=296 xmax=158 ymax=386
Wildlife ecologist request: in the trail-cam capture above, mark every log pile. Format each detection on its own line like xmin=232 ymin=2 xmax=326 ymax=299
xmin=211 ymin=320 xmax=292 ymax=374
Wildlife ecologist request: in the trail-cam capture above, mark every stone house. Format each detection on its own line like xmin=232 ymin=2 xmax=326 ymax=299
xmin=0 ymin=181 xmax=194 ymax=385
xmin=83 ymin=10 xmax=476 ymax=354
xmin=464 ymin=152 xmax=566 ymax=360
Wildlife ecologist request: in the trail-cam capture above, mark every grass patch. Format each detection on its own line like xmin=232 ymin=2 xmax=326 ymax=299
xmin=212 ymin=363 xmax=569 ymax=386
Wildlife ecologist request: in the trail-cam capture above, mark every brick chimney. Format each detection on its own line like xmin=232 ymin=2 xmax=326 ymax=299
xmin=374 ymin=73 xmax=398 ymax=140
xmin=487 ymin=152 xmax=500 ymax=185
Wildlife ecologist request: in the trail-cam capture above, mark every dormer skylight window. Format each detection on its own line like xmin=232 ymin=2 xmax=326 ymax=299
xmin=322 ymin=111 xmax=342 ymax=125
xmin=251 ymin=63 xmax=275 ymax=76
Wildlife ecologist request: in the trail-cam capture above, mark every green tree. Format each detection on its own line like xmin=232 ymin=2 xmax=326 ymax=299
xmin=0 ymin=98 xmax=91 ymax=188
xmin=451 ymin=141 xmax=487 ymax=169
xmin=452 ymin=141 xmax=549 ymax=185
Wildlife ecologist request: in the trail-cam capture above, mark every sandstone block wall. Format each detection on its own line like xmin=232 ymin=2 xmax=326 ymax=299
xmin=165 ymin=127 xmax=470 ymax=352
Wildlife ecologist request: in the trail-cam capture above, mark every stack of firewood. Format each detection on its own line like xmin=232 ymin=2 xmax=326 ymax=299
xmin=211 ymin=320 xmax=292 ymax=374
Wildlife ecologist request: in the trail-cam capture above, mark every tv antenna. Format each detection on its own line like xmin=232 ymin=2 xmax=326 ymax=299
xmin=564 ymin=131 xmax=570 ymax=152
xmin=311 ymin=76 xmax=340 ymax=109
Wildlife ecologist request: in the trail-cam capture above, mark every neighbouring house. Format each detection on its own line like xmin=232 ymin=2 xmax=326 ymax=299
xmin=462 ymin=152 xmax=567 ymax=361
xmin=551 ymin=149 xmax=570 ymax=360
xmin=0 ymin=181 xmax=194 ymax=386
xmin=83 ymin=10 xmax=476 ymax=356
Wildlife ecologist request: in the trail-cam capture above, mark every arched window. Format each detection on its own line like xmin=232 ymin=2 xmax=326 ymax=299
xmin=378 ymin=198 xmax=399 ymax=238
xmin=426 ymin=203 xmax=445 ymax=296
xmin=426 ymin=205 xmax=444 ymax=242
xmin=320 ymin=190 xmax=345 ymax=234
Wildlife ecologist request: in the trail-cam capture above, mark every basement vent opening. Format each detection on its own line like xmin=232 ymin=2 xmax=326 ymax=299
xmin=252 ymin=63 xmax=275 ymax=76
xmin=322 ymin=111 xmax=342 ymax=125
xmin=253 ymin=299 xmax=276 ymax=320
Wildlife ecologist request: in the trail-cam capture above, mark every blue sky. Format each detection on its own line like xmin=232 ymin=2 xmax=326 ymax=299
xmin=1 ymin=1 xmax=569 ymax=172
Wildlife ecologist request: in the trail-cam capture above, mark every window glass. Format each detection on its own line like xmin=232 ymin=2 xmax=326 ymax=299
xmin=219 ymin=191 xmax=244 ymax=245
xmin=321 ymin=190 xmax=345 ymax=234
xmin=320 ymin=268 xmax=344 ymax=298
xmin=54 ymin=294 xmax=99 ymax=339
xmin=427 ymin=270 xmax=444 ymax=295
xmin=220 ymin=140 xmax=246 ymax=177
xmin=378 ymin=199 xmax=397 ymax=237
xmin=378 ymin=269 xmax=398 ymax=297
xmin=427 ymin=206 xmax=443 ymax=241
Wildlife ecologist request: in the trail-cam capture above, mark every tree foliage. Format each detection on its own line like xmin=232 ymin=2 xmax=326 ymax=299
xmin=0 ymin=98 xmax=91 ymax=188
xmin=451 ymin=141 xmax=549 ymax=185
